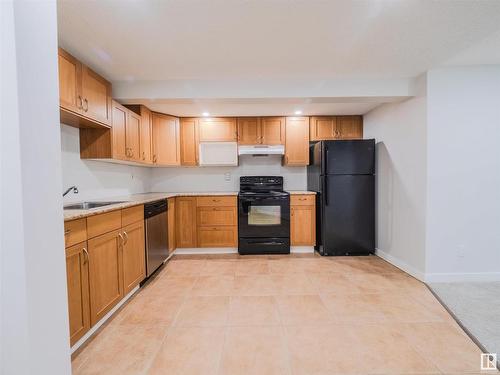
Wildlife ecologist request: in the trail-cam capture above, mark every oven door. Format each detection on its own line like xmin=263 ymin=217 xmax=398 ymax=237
xmin=238 ymin=194 xmax=290 ymax=238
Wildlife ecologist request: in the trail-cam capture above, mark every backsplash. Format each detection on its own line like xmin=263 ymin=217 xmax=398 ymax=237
xmin=61 ymin=125 xmax=152 ymax=203
xmin=61 ymin=125 xmax=307 ymax=202
xmin=150 ymin=155 xmax=307 ymax=192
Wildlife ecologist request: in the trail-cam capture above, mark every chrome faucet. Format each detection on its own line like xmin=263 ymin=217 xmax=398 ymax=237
xmin=63 ymin=186 xmax=79 ymax=197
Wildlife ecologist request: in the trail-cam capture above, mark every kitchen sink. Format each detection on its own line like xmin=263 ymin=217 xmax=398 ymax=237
xmin=63 ymin=201 xmax=127 ymax=210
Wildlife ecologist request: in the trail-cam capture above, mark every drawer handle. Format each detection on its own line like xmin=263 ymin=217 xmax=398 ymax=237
xmin=64 ymin=229 xmax=71 ymax=235
xmin=212 ymin=199 xmax=220 ymax=202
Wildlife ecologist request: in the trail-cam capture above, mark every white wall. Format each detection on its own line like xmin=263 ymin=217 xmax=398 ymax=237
xmin=61 ymin=124 xmax=152 ymax=202
xmin=425 ymin=65 xmax=500 ymax=281
xmin=363 ymin=75 xmax=428 ymax=280
xmin=1 ymin=1 xmax=71 ymax=374
xmin=149 ymin=155 xmax=307 ymax=192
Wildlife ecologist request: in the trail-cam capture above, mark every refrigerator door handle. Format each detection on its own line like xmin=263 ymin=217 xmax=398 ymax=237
xmin=323 ymin=177 xmax=328 ymax=206
xmin=324 ymin=144 xmax=328 ymax=175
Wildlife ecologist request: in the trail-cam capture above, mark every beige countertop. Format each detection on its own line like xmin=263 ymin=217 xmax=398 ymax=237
xmin=63 ymin=190 xmax=316 ymax=221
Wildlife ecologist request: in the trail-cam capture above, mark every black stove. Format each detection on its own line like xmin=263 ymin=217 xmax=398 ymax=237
xmin=238 ymin=176 xmax=290 ymax=255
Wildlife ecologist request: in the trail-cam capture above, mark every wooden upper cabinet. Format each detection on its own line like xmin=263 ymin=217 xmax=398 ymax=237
xmin=88 ymin=230 xmax=123 ymax=326
xmin=58 ymin=48 xmax=112 ymax=128
xmin=139 ymin=107 xmax=153 ymax=163
xmin=175 ymin=197 xmax=197 ymax=248
xmin=284 ymin=117 xmax=310 ymax=166
xmin=65 ymin=242 xmax=90 ymax=346
xmin=310 ymin=116 xmax=363 ymax=140
xmin=260 ymin=117 xmax=285 ymax=144
xmin=81 ymin=66 xmax=112 ymax=126
xmin=121 ymin=220 xmax=145 ymax=294
xmin=237 ymin=117 xmax=261 ymax=144
xmin=337 ymin=116 xmax=363 ymax=139
xmin=58 ymin=48 xmax=82 ymax=114
xmin=198 ymin=117 xmax=237 ymax=142
xmin=180 ymin=118 xmax=199 ymax=166
xmin=126 ymin=111 xmax=141 ymax=162
xmin=125 ymin=105 xmax=153 ymax=164
xmin=310 ymin=116 xmax=338 ymax=141
xmin=111 ymin=101 xmax=128 ymax=161
xmin=152 ymin=113 xmax=180 ymax=166
xmin=237 ymin=117 xmax=284 ymax=145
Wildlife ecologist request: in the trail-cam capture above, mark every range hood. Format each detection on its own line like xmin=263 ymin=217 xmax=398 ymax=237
xmin=238 ymin=145 xmax=285 ymax=156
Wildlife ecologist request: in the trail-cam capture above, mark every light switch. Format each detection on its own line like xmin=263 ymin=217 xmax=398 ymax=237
xmin=224 ymin=172 xmax=231 ymax=181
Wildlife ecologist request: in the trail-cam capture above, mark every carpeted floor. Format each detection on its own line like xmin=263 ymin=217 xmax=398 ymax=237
xmin=430 ymin=282 xmax=500 ymax=360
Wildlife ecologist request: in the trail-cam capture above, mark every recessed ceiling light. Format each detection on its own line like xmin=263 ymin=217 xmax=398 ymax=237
xmin=202 ymin=112 xmax=210 ymax=117
xmin=294 ymin=110 xmax=302 ymax=115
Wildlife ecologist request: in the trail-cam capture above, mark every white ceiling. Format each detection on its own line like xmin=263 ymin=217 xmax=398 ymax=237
xmin=57 ymin=0 xmax=500 ymax=116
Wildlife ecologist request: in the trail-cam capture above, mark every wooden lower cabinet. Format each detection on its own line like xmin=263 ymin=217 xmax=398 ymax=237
xmin=197 ymin=226 xmax=237 ymax=247
xmin=290 ymin=195 xmax=316 ymax=246
xmin=65 ymin=242 xmax=90 ymax=346
xmin=87 ymin=229 xmax=123 ymax=326
xmin=197 ymin=206 xmax=237 ymax=226
xmin=121 ymin=220 xmax=145 ymax=295
xmin=176 ymin=197 xmax=197 ymax=248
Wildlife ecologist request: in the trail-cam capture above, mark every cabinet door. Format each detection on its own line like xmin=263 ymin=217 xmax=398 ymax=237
xmin=58 ymin=48 xmax=82 ymax=114
xmin=237 ymin=117 xmax=261 ymax=144
xmin=167 ymin=197 xmax=176 ymax=253
xmin=291 ymin=206 xmax=316 ymax=246
xmin=180 ymin=118 xmax=199 ymax=166
xmin=65 ymin=242 xmax=90 ymax=346
xmin=88 ymin=230 xmax=123 ymax=325
xmin=175 ymin=197 xmax=197 ymax=248
xmin=111 ymin=101 xmax=127 ymax=160
xmin=197 ymin=226 xmax=237 ymax=247
xmin=126 ymin=111 xmax=141 ymax=161
xmin=284 ymin=117 xmax=310 ymax=166
xmin=139 ymin=107 xmax=153 ymax=163
xmin=199 ymin=117 xmax=237 ymax=142
xmin=152 ymin=113 xmax=180 ymax=166
xmin=197 ymin=206 xmax=237 ymax=226
xmin=310 ymin=116 xmax=337 ymax=140
xmin=122 ymin=221 xmax=145 ymax=295
xmin=337 ymin=116 xmax=363 ymax=139
xmin=81 ymin=66 xmax=112 ymax=125
xmin=261 ymin=117 xmax=285 ymax=145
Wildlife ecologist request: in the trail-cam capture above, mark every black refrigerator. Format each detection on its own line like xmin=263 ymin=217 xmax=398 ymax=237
xmin=307 ymin=139 xmax=375 ymax=256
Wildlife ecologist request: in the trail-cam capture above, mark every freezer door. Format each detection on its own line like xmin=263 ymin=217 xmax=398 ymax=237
xmin=323 ymin=139 xmax=375 ymax=175
xmin=320 ymin=174 xmax=374 ymax=255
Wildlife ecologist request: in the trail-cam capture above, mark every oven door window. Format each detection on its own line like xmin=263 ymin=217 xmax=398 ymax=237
xmin=248 ymin=205 xmax=281 ymax=226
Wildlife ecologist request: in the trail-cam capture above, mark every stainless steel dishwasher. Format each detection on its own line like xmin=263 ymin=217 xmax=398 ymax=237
xmin=144 ymin=199 xmax=169 ymax=277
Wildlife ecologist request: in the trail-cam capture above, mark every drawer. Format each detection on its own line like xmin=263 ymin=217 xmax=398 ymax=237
xmin=197 ymin=226 xmax=237 ymax=247
xmin=87 ymin=210 xmax=122 ymax=238
xmin=197 ymin=206 xmax=237 ymax=226
xmin=122 ymin=205 xmax=144 ymax=226
xmin=196 ymin=196 xmax=237 ymax=207
xmin=291 ymin=194 xmax=315 ymax=206
xmin=64 ymin=218 xmax=87 ymax=248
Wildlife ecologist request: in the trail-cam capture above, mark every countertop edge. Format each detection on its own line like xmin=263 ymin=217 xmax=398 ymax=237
xmin=63 ymin=191 xmax=316 ymax=221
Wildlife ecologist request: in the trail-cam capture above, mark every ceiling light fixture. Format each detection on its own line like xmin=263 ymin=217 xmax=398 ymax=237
xmin=294 ymin=110 xmax=302 ymax=115
xmin=202 ymin=112 xmax=210 ymax=117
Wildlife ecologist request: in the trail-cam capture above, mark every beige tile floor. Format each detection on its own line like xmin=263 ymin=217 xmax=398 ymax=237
xmin=72 ymin=254 xmax=497 ymax=375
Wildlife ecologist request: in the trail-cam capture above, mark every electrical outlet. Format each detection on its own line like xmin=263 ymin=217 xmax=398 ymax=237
xmin=224 ymin=172 xmax=231 ymax=181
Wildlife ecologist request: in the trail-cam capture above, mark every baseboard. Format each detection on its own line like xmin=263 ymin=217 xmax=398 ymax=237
xmin=173 ymin=246 xmax=314 ymax=255
xmin=375 ymin=248 xmax=426 ymax=282
xmin=174 ymin=247 xmax=238 ymax=255
xmin=291 ymin=246 xmax=315 ymax=253
xmin=425 ymin=272 xmax=500 ymax=283
xmin=71 ymin=285 xmax=139 ymax=353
